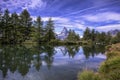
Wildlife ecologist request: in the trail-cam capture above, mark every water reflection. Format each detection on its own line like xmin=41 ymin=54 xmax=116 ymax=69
xmin=0 ymin=44 xmax=105 ymax=79
xmin=59 ymin=45 xmax=79 ymax=58
xmin=83 ymin=45 xmax=105 ymax=59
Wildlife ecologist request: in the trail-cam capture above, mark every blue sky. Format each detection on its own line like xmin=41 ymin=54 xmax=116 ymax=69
xmin=0 ymin=0 xmax=120 ymax=36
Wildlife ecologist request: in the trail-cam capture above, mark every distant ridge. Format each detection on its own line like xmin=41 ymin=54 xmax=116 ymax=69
xmin=108 ymin=29 xmax=120 ymax=36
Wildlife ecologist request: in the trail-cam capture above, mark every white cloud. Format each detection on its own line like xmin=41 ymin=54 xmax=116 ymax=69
xmin=96 ymin=24 xmax=120 ymax=31
xmin=29 ymin=0 xmax=45 ymax=8
xmin=41 ymin=17 xmax=70 ymax=23
xmin=32 ymin=16 xmax=120 ymax=35
xmin=1 ymin=0 xmax=46 ymax=10
xmin=31 ymin=16 xmax=70 ymax=22
xmin=82 ymin=12 xmax=120 ymax=22
xmin=35 ymin=16 xmax=86 ymax=35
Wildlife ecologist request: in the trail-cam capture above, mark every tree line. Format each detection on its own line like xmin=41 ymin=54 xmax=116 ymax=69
xmin=1 ymin=9 xmax=119 ymax=45
xmin=0 ymin=9 xmax=80 ymax=44
xmin=0 ymin=9 xmax=56 ymax=44
xmin=83 ymin=27 xmax=120 ymax=45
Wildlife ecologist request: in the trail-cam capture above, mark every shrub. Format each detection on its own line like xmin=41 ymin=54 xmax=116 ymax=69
xmin=99 ymin=57 xmax=120 ymax=80
xmin=106 ymin=51 xmax=120 ymax=59
xmin=77 ymin=70 xmax=102 ymax=80
xmin=105 ymin=45 xmax=112 ymax=51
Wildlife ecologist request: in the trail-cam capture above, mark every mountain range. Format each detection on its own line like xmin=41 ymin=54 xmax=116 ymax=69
xmin=108 ymin=29 xmax=120 ymax=36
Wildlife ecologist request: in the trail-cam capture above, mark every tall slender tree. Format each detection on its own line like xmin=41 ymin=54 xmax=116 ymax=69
xmin=83 ymin=27 xmax=91 ymax=40
xmin=91 ymin=29 xmax=95 ymax=41
xmin=36 ymin=16 xmax=43 ymax=42
xmin=2 ymin=9 xmax=11 ymax=43
xmin=20 ymin=9 xmax=32 ymax=41
xmin=10 ymin=12 xmax=20 ymax=43
xmin=44 ymin=18 xmax=56 ymax=42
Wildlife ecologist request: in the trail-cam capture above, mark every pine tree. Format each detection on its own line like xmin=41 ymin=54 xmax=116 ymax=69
xmin=105 ymin=32 xmax=112 ymax=44
xmin=66 ymin=29 xmax=80 ymax=41
xmin=10 ymin=12 xmax=19 ymax=43
xmin=91 ymin=29 xmax=95 ymax=41
xmin=83 ymin=27 xmax=91 ymax=40
xmin=44 ymin=18 xmax=56 ymax=42
xmin=2 ymin=9 xmax=11 ymax=43
xmin=36 ymin=16 xmax=43 ymax=42
xmin=0 ymin=9 xmax=3 ymax=39
xmin=20 ymin=9 xmax=32 ymax=41
xmin=116 ymin=31 xmax=120 ymax=43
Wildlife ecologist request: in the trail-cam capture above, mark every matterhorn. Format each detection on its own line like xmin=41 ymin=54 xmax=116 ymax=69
xmin=57 ymin=27 xmax=69 ymax=40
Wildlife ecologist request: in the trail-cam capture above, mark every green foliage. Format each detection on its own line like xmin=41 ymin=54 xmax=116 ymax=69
xmin=20 ymin=9 xmax=32 ymax=40
xmin=78 ymin=70 xmax=102 ymax=80
xmin=78 ymin=43 xmax=120 ymax=80
xmin=82 ymin=27 xmax=120 ymax=45
xmin=110 ymin=32 xmax=120 ymax=44
xmin=44 ymin=18 xmax=56 ymax=42
xmin=0 ymin=9 xmax=32 ymax=44
xmin=83 ymin=27 xmax=91 ymax=40
xmin=99 ymin=57 xmax=120 ymax=80
xmin=0 ymin=9 xmax=57 ymax=44
xmin=66 ymin=29 xmax=80 ymax=41
xmin=99 ymin=43 xmax=120 ymax=80
xmin=34 ymin=16 xmax=44 ymax=43
xmin=83 ymin=45 xmax=105 ymax=59
xmin=105 ymin=45 xmax=112 ymax=51
xmin=106 ymin=51 xmax=120 ymax=59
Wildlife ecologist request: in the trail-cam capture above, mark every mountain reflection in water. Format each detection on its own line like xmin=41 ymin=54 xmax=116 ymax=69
xmin=0 ymin=45 xmax=106 ymax=80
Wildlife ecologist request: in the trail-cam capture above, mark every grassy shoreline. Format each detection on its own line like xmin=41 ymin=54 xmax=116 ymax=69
xmin=78 ymin=43 xmax=120 ymax=80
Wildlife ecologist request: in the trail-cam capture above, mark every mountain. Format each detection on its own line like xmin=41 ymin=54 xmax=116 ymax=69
xmin=108 ymin=29 xmax=120 ymax=36
xmin=57 ymin=27 xmax=69 ymax=40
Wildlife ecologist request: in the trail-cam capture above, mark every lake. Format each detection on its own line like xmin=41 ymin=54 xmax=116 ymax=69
xmin=0 ymin=45 xmax=106 ymax=80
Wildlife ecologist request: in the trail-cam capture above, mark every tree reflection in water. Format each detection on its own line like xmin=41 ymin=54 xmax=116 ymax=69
xmin=0 ymin=44 xmax=105 ymax=78
xmin=82 ymin=45 xmax=105 ymax=59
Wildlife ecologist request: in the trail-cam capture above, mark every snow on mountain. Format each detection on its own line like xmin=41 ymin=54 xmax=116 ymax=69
xmin=57 ymin=27 xmax=69 ymax=40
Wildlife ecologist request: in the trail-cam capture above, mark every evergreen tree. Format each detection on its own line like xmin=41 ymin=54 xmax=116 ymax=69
xmin=110 ymin=31 xmax=120 ymax=44
xmin=91 ymin=29 xmax=95 ymax=41
xmin=83 ymin=27 xmax=91 ymax=40
xmin=20 ymin=9 xmax=32 ymax=41
xmin=2 ymin=9 xmax=11 ymax=43
xmin=115 ymin=31 xmax=120 ymax=43
xmin=105 ymin=32 xmax=112 ymax=44
xmin=36 ymin=16 xmax=43 ymax=42
xmin=66 ymin=29 xmax=80 ymax=41
xmin=0 ymin=9 xmax=3 ymax=39
xmin=44 ymin=18 xmax=56 ymax=42
xmin=10 ymin=12 xmax=19 ymax=43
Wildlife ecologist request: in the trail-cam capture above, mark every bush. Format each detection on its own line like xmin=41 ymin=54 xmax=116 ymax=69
xmin=99 ymin=57 xmax=120 ymax=80
xmin=105 ymin=45 xmax=112 ymax=51
xmin=77 ymin=70 xmax=102 ymax=80
xmin=106 ymin=51 xmax=120 ymax=59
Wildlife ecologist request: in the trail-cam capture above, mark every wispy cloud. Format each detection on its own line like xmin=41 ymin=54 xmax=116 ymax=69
xmin=42 ymin=17 xmax=69 ymax=22
xmin=28 ymin=0 xmax=46 ymax=9
xmin=82 ymin=12 xmax=120 ymax=22
xmin=96 ymin=24 xmax=120 ymax=31
xmin=0 ymin=0 xmax=46 ymax=11
xmin=1 ymin=0 xmax=120 ymax=36
xmin=61 ymin=0 xmax=120 ymax=17
xmin=32 ymin=16 xmax=86 ymax=35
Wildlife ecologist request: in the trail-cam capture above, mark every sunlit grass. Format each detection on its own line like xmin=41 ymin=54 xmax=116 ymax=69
xmin=77 ymin=70 xmax=102 ymax=80
xmin=78 ymin=43 xmax=120 ymax=80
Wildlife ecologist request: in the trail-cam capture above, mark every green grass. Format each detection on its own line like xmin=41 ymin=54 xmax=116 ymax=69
xmin=99 ymin=43 xmax=120 ymax=80
xmin=78 ymin=43 xmax=120 ymax=80
xmin=77 ymin=70 xmax=102 ymax=80
xmin=99 ymin=57 xmax=120 ymax=80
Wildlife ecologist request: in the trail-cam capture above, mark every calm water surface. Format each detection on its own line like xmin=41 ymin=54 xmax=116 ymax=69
xmin=0 ymin=45 xmax=106 ymax=80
